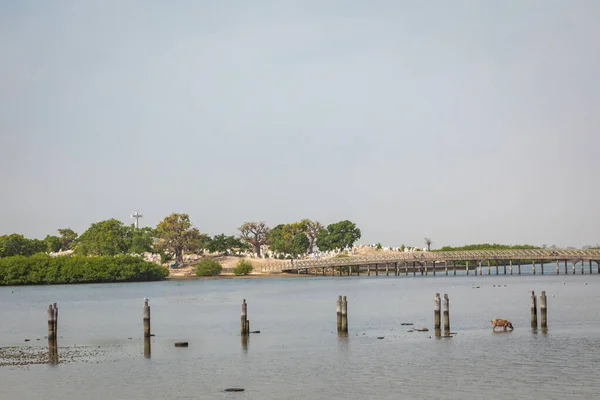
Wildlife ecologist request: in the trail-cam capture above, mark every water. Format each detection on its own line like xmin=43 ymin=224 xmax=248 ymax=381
xmin=1 ymin=271 xmax=599 ymax=400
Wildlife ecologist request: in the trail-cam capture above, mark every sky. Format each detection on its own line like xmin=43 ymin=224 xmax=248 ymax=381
xmin=1 ymin=1 xmax=599 ymax=249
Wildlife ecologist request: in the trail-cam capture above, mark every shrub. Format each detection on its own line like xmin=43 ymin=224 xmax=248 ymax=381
xmin=233 ymin=259 xmax=253 ymax=276
xmin=195 ymin=258 xmax=222 ymax=276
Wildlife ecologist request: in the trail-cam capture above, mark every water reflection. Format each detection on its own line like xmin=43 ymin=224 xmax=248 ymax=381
xmin=144 ymin=337 xmax=151 ymax=359
xmin=48 ymin=338 xmax=58 ymax=365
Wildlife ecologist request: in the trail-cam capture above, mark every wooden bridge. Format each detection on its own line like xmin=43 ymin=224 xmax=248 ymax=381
xmin=260 ymin=249 xmax=600 ymax=276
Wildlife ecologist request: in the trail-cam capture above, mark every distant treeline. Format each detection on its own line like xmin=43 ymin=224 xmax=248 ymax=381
xmin=0 ymin=254 xmax=169 ymax=286
xmin=435 ymin=243 xmax=540 ymax=252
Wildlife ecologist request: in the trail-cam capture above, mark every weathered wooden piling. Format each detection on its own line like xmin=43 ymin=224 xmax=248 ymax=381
xmin=386 ymin=263 xmax=389 ymax=276
xmin=143 ymin=299 xmax=151 ymax=338
xmin=444 ymin=261 xmax=448 ymax=276
xmin=509 ymin=260 xmax=513 ymax=275
xmin=48 ymin=338 xmax=58 ymax=365
xmin=465 ymin=261 xmax=469 ymax=275
xmin=518 ymin=261 xmax=521 ymax=275
xmin=532 ymin=259 xmax=536 ymax=275
xmin=442 ymin=294 xmax=450 ymax=334
xmin=434 ymin=293 xmax=441 ymax=330
xmin=530 ymin=291 xmax=538 ymax=328
xmin=241 ymin=299 xmax=249 ymax=335
xmin=540 ymin=291 xmax=547 ymax=329
xmin=556 ymin=259 xmax=559 ymax=275
xmin=53 ymin=303 xmax=58 ymax=337
xmin=341 ymin=296 xmax=348 ymax=333
xmin=336 ymin=296 xmax=342 ymax=332
xmin=47 ymin=304 xmax=56 ymax=340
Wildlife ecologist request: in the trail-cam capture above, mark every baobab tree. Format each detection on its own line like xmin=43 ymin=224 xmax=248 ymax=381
xmin=424 ymin=237 xmax=432 ymax=251
xmin=238 ymin=222 xmax=270 ymax=257
xmin=300 ymin=219 xmax=323 ymax=254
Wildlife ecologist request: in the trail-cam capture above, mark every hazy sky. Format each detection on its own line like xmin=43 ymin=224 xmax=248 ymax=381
xmin=1 ymin=1 xmax=598 ymax=248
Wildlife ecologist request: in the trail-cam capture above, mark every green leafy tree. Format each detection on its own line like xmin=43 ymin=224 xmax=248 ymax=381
xmin=0 ymin=234 xmax=45 ymax=257
xmin=154 ymin=213 xmax=204 ymax=266
xmin=58 ymin=228 xmax=78 ymax=250
xmin=207 ymin=234 xmax=250 ymax=254
xmin=316 ymin=220 xmax=361 ymax=252
xmin=269 ymin=224 xmax=310 ymax=256
xmin=195 ymin=258 xmax=222 ymax=276
xmin=76 ymin=219 xmax=130 ymax=256
xmin=127 ymin=226 xmax=155 ymax=254
xmin=44 ymin=235 xmax=62 ymax=252
xmin=233 ymin=259 xmax=253 ymax=275
xmin=238 ymin=222 xmax=270 ymax=257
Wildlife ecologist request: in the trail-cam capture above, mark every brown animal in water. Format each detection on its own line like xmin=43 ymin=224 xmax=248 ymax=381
xmin=491 ymin=319 xmax=514 ymax=331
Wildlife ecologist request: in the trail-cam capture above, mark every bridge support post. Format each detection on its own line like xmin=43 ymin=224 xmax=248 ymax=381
xmin=434 ymin=293 xmax=441 ymax=331
xmin=572 ymin=261 xmax=576 ymax=275
xmin=503 ymin=260 xmax=507 ymax=275
xmin=476 ymin=261 xmax=481 ymax=276
xmin=581 ymin=260 xmax=584 ymax=274
xmin=375 ymin=264 xmax=378 ymax=276
xmin=443 ymin=294 xmax=450 ymax=335
xmin=532 ymin=259 xmax=536 ymax=275
xmin=540 ymin=291 xmax=547 ymax=329
xmin=357 ymin=265 xmax=360 ymax=276
xmin=433 ymin=261 xmax=436 ymax=276
xmin=530 ymin=291 xmax=538 ymax=329
xmin=541 ymin=261 xmax=544 ymax=275
xmin=487 ymin=260 xmax=491 ymax=275
xmin=589 ymin=260 xmax=592 ymax=274
xmin=405 ymin=262 xmax=408 ymax=276
xmin=445 ymin=261 xmax=448 ymax=276
xmin=453 ymin=261 xmax=456 ymax=276
xmin=565 ymin=260 xmax=568 ymax=275
xmin=395 ymin=262 xmax=398 ymax=276
xmin=509 ymin=259 xmax=513 ymax=275
xmin=367 ymin=265 xmax=370 ymax=276
xmin=386 ymin=263 xmax=389 ymax=276
xmin=556 ymin=260 xmax=559 ymax=275
xmin=495 ymin=261 xmax=499 ymax=275
xmin=413 ymin=262 xmax=416 ymax=276
xmin=518 ymin=261 xmax=521 ymax=275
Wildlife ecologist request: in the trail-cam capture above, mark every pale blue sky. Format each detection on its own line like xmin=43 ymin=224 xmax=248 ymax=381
xmin=1 ymin=1 xmax=598 ymax=248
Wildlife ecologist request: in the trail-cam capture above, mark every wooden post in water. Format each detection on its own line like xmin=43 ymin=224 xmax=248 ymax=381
xmin=386 ymin=263 xmax=389 ymax=276
xmin=530 ymin=291 xmax=538 ymax=329
xmin=572 ymin=260 xmax=576 ymax=275
xmin=47 ymin=304 xmax=55 ymax=340
xmin=48 ymin=337 xmax=58 ymax=365
xmin=413 ymin=262 xmax=416 ymax=276
xmin=405 ymin=262 xmax=408 ymax=276
xmin=564 ymin=260 xmax=568 ymax=275
xmin=241 ymin=299 xmax=249 ymax=335
xmin=503 ymin=260 xmax=507 ymax=275
xmin=375 ymin=264 xmax=379 ymax=276
xmin=518 ymin=261 xmax=521 ymax=275
xmin=589 ymin=260 xmax=592 ymax=274
xmin=341 ymin=296 xmax=348 ymax=333
xmin=556 ymin=259 xmax=559 ymax=275
xmin=532 ymin=259 xmax=536 ymax=275
xmin=434 ymin=293 xmax=441 ymax=330
xmin=144 ymin=336 xmax=151 ymax=359
xmin=53 ymin=303 xmax=58 ymax=339
xmin=432 ymin=261 xmax=436 ymax=276
xmin=445 ymin=261 xmax=448 ymax=276
xmin=442 ymin=294 xmax=450 ymax=335
xmin=509 ymin=259 xmax=513 ymax=275
xmin=541 ymin=261 xmax=544 ymax=275
xmin=367 ymin=265 xmax=370 ymax=276
xmin=453 ymin=261 xmax=456 ymax=276
xmin=477 ymin=261 xmax=481 ymax=276
xmin=540 ymin=291 xmax=547 ymax=329
xmin=143 ymin=299 xmax=151 ymax=338
xmin=465 ymin=261 xmax=469 ymax=275
xmin=336 ymin=296 xmax=342 ymax=333
xmin=495 ymin=261 xmax=499 ymax=275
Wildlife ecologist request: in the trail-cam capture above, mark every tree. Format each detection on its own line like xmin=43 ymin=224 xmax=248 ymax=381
xmin=269 ymin=224 xmax=309 ymax=256
xmin=127 ymin=226 xmax=155 ymax=254
xmin=76 ymin=219 xmax=130 ymax=256
xmin=195 ymin=258 xmax=222 ymax=276
xmin=300 ymin=219 xmax=323 ymax=254
xmin=154 ymin=213 xmax=204 ymax=266
xmin=206 ymin=234 xmax=249 ymax=254
xmin=238 ymin=222 xmax=270 ymax=257
xmin=424 ymin=238 xmax=432 ymax=251
xmin=316 ymin=220 xmax=361 ymax=252
xmin=58 ymin=228 xmax=78 ymax=250
xmin=44 ymin=235 xmax=62 ymax=252
xmin=233 ymin=259 xmax=253 ymax=275
xmin=0 ymin=234 xmax=47 ymax=257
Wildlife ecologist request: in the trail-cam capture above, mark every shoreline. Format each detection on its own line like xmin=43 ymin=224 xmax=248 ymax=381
xmin=166 ymin=272 xmax=312 ymax=281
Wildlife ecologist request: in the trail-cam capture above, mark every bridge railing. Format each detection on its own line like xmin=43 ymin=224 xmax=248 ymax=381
xmin=260 ymin=249 xmax=600 ymax=272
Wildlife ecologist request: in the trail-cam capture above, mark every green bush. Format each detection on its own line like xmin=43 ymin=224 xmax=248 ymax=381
xmin=0 ymin=254 xmax=169 ymax=285
xmin=195 ymin=258 xmax=222 ymax=276
xmin=233 ymin=259 xmax=253 ymax=276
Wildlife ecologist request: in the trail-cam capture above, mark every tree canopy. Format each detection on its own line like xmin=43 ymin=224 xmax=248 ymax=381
xmin=269 ymin=224 xmax=310 ymax=257
xmin=154 ymin=213 xmax=204 ymax=265
xmin=0 ymin=234 xmax=46 ymax=257
xmin=206 ymin=234 xmax=249 ymax=254
xmin=316 ymin=220 xmax=361 ymax=252
xmin=58 ymin=228 xmax=78 ymax=250
xmin=75 ymin=219 xmax=130 ymax=256
xmin=238 ymin=222 xmax=270 ymax=257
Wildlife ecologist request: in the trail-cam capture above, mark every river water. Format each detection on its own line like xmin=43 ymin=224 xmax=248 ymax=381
xmin=1 ymin=267 xmax=599 ymax=399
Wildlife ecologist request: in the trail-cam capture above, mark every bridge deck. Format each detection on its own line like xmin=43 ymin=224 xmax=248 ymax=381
xmin=260 ymin=249 xmax=600 ymax=273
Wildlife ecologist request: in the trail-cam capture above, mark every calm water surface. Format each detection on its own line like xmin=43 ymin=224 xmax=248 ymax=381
xmin=1 ymin=270 xmax=599 ymax=400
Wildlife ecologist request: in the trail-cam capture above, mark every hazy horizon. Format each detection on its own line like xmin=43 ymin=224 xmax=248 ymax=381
xmin=1 ymin=1 xmax=598 ymax=249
